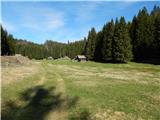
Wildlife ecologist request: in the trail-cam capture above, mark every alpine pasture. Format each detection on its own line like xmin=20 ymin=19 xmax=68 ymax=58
xmin=2 ymin=59 xmax=160 ymax=120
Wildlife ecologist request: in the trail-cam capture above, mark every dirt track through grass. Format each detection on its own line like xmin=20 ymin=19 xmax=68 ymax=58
xmin=44 ymin=63 xmax=68 ymax=120
xmin=54 ymin=68 xmax=66 ymax=94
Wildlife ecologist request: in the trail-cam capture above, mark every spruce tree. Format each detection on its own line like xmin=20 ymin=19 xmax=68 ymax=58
xmin=7 ymin=34 xmax=15 ymax=55
xmin=112 ymin=18 xmax=119 ymax=62
xmin=130 ymin=16 xmax=138 ymax=59
xmin=1 ymin=25 xmax=15 ymax=55
xmin=83 ymin=37 xmax=87 ymax=55
xmin=1 ymin=25 xmax=9 ymax=55
xmin=134 ymin=7 xmax=151 ymax=59
xmin=94 ymin=31 xmax=103 ymax=61
xmin=154 ymin=9 xmax=160 ymax=58
xmin=150 ymin=5 xmax=160 ymax=58
xmin=102 ymin=19 xmax=114 ymax=61
xmin=112 ymin=17 xmax=132 ymax=62
xmin=86 ymin=27 xmax=96 ymax=60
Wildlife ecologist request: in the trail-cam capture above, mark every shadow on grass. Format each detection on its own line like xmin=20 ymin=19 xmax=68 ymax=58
xmin=93 ymin=59 xmax=128 ymax=64
xmin=94 ymin=58 xmax=160 ymax=65
xmin=2 ymin=85 xmax=79 ymax=120
xmin=132 ymin=59 xmax=160 ymax=65
xmin=69 ymin=108 xmax=91 ymax=120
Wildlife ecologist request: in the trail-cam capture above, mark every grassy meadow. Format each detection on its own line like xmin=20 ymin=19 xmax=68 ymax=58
xmin=2 ymin=59 xmax=160 ymax=120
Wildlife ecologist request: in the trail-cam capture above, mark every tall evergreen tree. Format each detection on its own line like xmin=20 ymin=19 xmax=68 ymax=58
xmin=86 ymin=27 xmax=97 ymax=60
xmin=1 ymin=25 xmax=15 ymax=55
xmin=1 ymin=25 xmax=9 ymax=55
xmin=153 ymin=7 xmax=160 ymax=58
xmin=112 ymin=17 xmax=132 ymax=62
xmin=83 ymin=37 xmax=87 ymax=55
xmin=130 ymin=16 xmax=138 ymax=58
xmin=7 ymin=34 xmax=15 ymax=55
xmin=112 ymin=18 xmax=119 ymax=62
xmin=102 ymin=19 xmax=114 ymax=61
xmin=134 ymin=7 xmax=152 ymax=59
xmin=94 ymin=31 xmax=103 ymax=61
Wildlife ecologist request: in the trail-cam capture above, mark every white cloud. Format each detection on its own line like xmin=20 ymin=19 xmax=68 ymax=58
xmin=75 ymin=2 xmax=102 ymax=22
xmin=16 ymin=5 xmax=65 ymax=32
xmin=44 ymin=13 xmax=64 ymax=30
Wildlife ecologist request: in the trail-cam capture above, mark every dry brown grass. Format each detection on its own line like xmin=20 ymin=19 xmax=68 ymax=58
xmin=45 ymin=110 xmax=67 ymax=120
xmin=2 ymin=62 xmax=39 ymax=85
xmin=92 ymin=109 xmax=143 ymax=120
xmin=1 ymin=55 xmax=30 ymax=66
xmin=55 ymin=64 xmax=160 ymax=85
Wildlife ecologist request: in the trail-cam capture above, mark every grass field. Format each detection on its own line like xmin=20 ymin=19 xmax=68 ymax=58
xmin=2 ymin=59 xmax=160 ymax=120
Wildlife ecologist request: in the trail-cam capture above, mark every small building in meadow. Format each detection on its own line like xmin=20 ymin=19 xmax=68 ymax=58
xmin=75 ymin=55 xmax=87 ymax=62
xmin=47 ymin=56 xmax=53 ymax=60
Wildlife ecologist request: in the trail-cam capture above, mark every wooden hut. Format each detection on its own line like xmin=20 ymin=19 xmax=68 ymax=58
xmin=75 ymin=55 xmax=87 ymax=62
xmin=47 ymin=56 xmax=53 ymax=60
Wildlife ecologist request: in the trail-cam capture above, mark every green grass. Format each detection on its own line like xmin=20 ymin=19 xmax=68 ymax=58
xmin=2 ymin=59 xmax=160 ymax=120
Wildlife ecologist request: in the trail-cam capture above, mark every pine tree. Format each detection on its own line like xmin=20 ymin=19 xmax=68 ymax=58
xmin=112 ymin=17 xmax=132 ymax=62
xmin=83 ymin=37 xmax=87 ymax=55
xmin=1 ymin=25 xmax=9 ymax=55
xmin=130 ymin=16 xmax=138 ymax=59
xmin=1 ymin=25 xmax=15 ymax=55
xmin=154 ymin=8 xmax=160 ymax=58
xmin=86 ymin=27 xmax=96 ymax=60
xmin=94 ymin=31 xmax=103 ymax=61
xmin=134 ymin=7 xmax=152 ymax=59
xmin=102 ymin=19 xmax=114 ymax=61
xmin=149 ymin=5 xmax=160 ymax=58
xmin=7 ymin=34 xmax=15 ymax=55
xmin=121 ymin=18 xmax=133 ymax=62
xmin=112 ymin=18 xmax=119 ymax=62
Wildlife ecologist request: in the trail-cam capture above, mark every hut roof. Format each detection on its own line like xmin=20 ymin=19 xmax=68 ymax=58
xmin=77 ymin=55 xmax=86 ymax=59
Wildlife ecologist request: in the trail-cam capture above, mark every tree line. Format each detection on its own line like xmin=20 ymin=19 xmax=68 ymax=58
xmin=1 ymin=26 xmax=15 ymax=55
xmin=1 ymin=27 xmax=85 ymax=59
xmin=1 ymin=6 xmax=160 ymax=63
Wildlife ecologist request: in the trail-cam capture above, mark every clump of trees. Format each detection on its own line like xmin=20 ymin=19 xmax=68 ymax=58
xmin=130 ymin=6 xmax=160 ymax=60
xmin=85 ymin=28 xmax=97 ymax=60
xmin=1 ymin=25 xmax=15 ymax=55
xmin=85 ymin=6 xmax=160 ymax=62
xmin=1 ymin=6 xmax=160 ymax=63
xmin=92 ymin=17 xmax=132 ymax=63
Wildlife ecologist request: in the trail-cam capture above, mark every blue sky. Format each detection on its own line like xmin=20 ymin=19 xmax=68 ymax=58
xmin=1 ymin=1 xmax=160 ymax=43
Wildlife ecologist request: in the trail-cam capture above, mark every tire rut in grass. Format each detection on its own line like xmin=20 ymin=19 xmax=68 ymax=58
xmin=55 ymin=71 xmax=66 ymax=95
xmin=44 ymin=63 xmax=68 ymax=120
